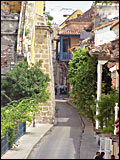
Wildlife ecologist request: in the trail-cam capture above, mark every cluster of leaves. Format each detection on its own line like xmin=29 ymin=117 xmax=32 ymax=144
xmin=1 ymin=98 xmax=34 ymax=139
xmin=1 ymin=61 xmax=50 ymax=144
xmin=93 ymin=1 xmax=119 ymax=6
xmin=1 ymin=60 xmax=50 ymax=103
xmin=68 ymin=47 xmax=98 ymax=122
xmin=46 ymin=14 xmax=53 ymax=28
xmin=46 ymin=14 xmax=53 ymax=21
xmin=102 ymin=64 xmax=112 ymax=94
xmin=68 ymin=46 xmax=118 ymax=134
xmin=95 ymin=89 xmax=119 ymax=133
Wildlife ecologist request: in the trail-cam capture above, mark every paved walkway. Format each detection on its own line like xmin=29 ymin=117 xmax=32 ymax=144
xmin=67 ymin=99 xmax=100 ymax=159
xmin=79 ymin=116 xmax=99 ymax=159
xmin=1 ymin=97 xmax=99 ymax=159
xmin=1 ymin=124 xmax=53 ymax=159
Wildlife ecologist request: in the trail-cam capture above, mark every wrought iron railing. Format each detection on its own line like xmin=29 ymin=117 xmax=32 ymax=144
xmin=60 ymin=52 xmax=73 ymax=61
xmin=1 ymin=122 xmax=26 ymax=156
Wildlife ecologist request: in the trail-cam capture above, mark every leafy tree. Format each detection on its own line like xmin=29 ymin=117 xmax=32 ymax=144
xmin=1 ymin=60 xmax=50 ymax=105
xmin=1 ymin=60 xmax=50 ymax=146
xmin=68 ymin=47 xmax=98 ymax=123
xmin=46 ymin=13 xmax=53 ymax=28
xmin=95 ymin=89 xmax=119 ymax=133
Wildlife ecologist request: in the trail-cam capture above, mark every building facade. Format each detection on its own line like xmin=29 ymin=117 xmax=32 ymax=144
xmin=18 ymin=1 xmax=55 ymax=123
xmin=54 ymin=7 xmax=95 ymax=92
xmin=1 ymin=1 xmax=55 ymax=124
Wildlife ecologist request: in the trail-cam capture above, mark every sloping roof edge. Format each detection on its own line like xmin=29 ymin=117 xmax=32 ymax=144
xmin=110 ymin=20 xmax=119 ymax=30
xmin=92 ymin=19 xmax=119 ymax=32
xmin=59 ymin=9 xmax=83 ymax=27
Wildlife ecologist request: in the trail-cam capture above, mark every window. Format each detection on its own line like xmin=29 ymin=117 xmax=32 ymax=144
xmin=63 ymin=39 xmax=68 ymax=52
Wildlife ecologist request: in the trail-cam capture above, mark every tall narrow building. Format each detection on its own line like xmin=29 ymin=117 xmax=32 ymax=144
xmin=19 ymin=1 xmax=55 ymax=123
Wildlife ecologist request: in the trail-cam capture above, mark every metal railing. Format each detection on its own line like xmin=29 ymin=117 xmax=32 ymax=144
xmin=1 ymin=122 xmax=26 ymax=156
xmin=60 ymin=52 xmax=73 ymax=61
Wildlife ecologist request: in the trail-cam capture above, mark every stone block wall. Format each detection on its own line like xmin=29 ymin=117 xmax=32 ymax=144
xmin=35 ymin=25 xmax=55 ymax=123
xmin=23 ymin=1 xmax=55 ymax=123
xmin=95 ymin=5 xmax=119 ymax=28
xmin=1 ymin=10 xmax=19 ymax=76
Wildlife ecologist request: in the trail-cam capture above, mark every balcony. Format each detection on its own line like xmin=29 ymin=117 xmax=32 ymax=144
xmin=59 ymin=52 xmax=73 ymax=61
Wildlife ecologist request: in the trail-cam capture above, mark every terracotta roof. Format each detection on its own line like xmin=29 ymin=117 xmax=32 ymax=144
xmin=59 ymin=22 xmax=92 ymax=35
xmin=110 ymin=20 xmax=119 ymax=30
xmin=92 ymin=20 xmax=119 ymax=32
xmin=89 ymin=39 xmax=119 ymax=61
xmin=107 ymin=62 xmax=116 ymax=68
xmin=59 ymin=29 xmax=81 ymax=35
xmin=66 ymin=7 xmax=95 ymax=23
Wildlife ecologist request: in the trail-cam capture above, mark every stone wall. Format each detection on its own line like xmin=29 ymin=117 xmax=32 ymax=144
xmin=34 ymin=25 xmax=55 ymax=124
xmin=23 ymin=2 xmax=55 ymax=123
xmin=95 ymin=5 xmax=119 ymax=28
xmin=1 ymin=10 xmax=19 ymax=76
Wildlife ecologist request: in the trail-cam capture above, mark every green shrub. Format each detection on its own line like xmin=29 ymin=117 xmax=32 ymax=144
xmin=95 ymin=89 xmax=119 ymax=133
xmin=1 ymin=60 xmax=50 ymax=145
xmin=68 ymin=47 xmax=98 ymax=122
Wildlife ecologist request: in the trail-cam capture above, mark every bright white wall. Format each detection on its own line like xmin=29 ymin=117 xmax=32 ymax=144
xmin=95 ymin=25 xmax=117 ymax=46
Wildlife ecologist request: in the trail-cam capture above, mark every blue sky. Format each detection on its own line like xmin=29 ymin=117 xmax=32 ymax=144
xmin=46 ymin=1 xmax=93 ymax=13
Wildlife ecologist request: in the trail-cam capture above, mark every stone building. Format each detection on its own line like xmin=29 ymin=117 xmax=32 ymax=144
xmin=87 ymin=3 xmax=119 ymax=159
xmin=54 ymin=7 xmax=95 ymax=92
xmin=17 ymin=1 xmax=55 ymax=123
xmin=1 ymin=1 xmax=55 ymax=124
xmin=1 ymin=1 xmax=22 ymax=13
xmin=1 ymin=9 xmax=23 ymax=76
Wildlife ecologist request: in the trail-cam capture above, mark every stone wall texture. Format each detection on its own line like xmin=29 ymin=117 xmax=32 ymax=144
xmin=35 ymin=26 xmax=55 ymax=123
xmin=23 ymin=2 xmax=55 ymax=123
xmin=95 ymin=5 xmax=119 ymax=28
xmin=1 ymin=10 xmax=19 ymax=75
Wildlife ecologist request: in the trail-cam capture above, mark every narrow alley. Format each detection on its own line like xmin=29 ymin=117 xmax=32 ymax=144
xmin=28 ymin=100 xmax=99 ymax=159
xmin=1 ymin=1 xmax=119 ymax=159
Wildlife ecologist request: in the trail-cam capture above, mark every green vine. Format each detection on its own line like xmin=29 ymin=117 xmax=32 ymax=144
xmin=1 ymin=60 xmax=50 ymax=146
xmin=68 ymin=47 xmax=98 ymax=123
xmin=94 ymin=89 xmax=119 ymax=133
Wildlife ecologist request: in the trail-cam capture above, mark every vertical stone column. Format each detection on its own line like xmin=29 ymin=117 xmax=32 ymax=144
xmin=96 ymin=60 xmax=107 ymax=129
xmin=116 ymin=63 xmax=119 ymax=90
xmin=34 ymin=24 xmax=55 ymax=123
xmin=96 ymin=61 xmax=102 ymax=129
xmin=22 ymin=2 xmax=55 ymax=123
xmin=23 ymin=1 xmax=36 ymax=64
xmin=114 ymin=103 xmax=119 ymax=135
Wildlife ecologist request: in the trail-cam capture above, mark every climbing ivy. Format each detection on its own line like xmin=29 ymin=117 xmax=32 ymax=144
xmin=68 ymin=47 xmax=98 ymax=123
